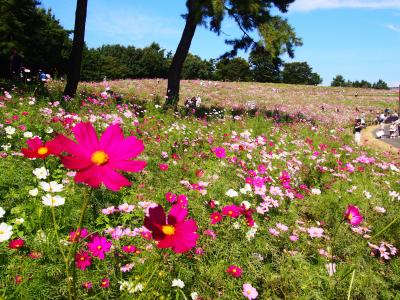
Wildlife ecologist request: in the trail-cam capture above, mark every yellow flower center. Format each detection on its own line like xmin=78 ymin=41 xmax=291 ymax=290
xmin=228 ymin=211 xmax=233 ymax=215
xmin=37 ymin=147 xmax=48 ymax=155
xmin=232 ymin=269 xmax=237 ymax=273
xmin=348 ymin=214 xmax=353 ymax=220
xmin=80 ymin=256 xmax=85 ymax=261
xmin=161 ymin=225 xmax=176 ymax=236
xmin=247 ymin=290 xmax=252 ymax=295
xmin=0 ymin=230 xmax=3 ymax=234
xmin=97 ymin=245 xmax=102 ymax=250
xmin=91 ymin=150 xmax=109 ymax=166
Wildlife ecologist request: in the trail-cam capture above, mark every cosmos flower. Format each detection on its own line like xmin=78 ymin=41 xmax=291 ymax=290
xmin=221 ymin=205 xmax=241 ymax=218
xmin=69 ymin=228 xmax=89 ymax=243
xmin=8 ymin=239 xmax=25 ymax=249
xmin=87 ymin=236 xmax=112 ymax=260
xmin=213 ymin=147 xmax=226 ymax=158
xmin=243 ymin=283 xmax=258 ymax=299
xmin=226 ymin=265 xmax=242 ymax=277
xmin=21 ymin=137 xmax=63 ymax=159
xmin=210 ymin=212 xmax=223 ymax=224
xmin=55 ymin=122 xmax=146 ymax=191
xmin=75 ymin=251 xmax=92 ymax=270
xmin=144 ymin=204 xmax=199 ymax=253
xmin=100 ymin=278 xmax=110 ymax=288
xmin=344 ymin=205 xmax=363 ymax=226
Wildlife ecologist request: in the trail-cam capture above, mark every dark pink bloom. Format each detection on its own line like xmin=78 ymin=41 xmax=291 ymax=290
xmin=122 ymin=245 xmax=136 ymax=253
xmin=55 ymin=122 xmax=146 ymax=191
xmin=159 ymin=163 xmax=169 ymax=171
xmin=222 ymin=205 xmax=241 ymax=218
xmin=69 ymin=228 xmax=89 ymax=242
xmin=100 ymin=278 xmax=110 ymax=288
xmin=8 ymin=239 xmax=25 ymax=249
xmin=165 ymin=192 xmax=177 ymax=203
xmin=75 ymin=251 xmax=92 ymax=270
xmin=210 ymin=212 xmax=223 ymax=224
xmin=87 ymin=236 xmax=112 ymax=260
xmin=144 ymin=204 xmax=199 ymax=253
xmin=21 ymin=137 xmax=64 ymax=159
xmin=344 ymin=205 xmax=363 ymax=226
xmin=227 ymin=265 xmax=242 ymax=277
xmin=213 ymin=147 xmax=226 ymax=158
xmin=82 ymin=281 xmax=92 ymax=289
xmin=177 ymin=194 xmax=188 ymax=207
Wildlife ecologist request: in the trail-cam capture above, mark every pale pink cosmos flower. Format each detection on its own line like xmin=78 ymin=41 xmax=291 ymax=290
xmin=308 ymin=227 xmax=324 ymax=238
xmin=276 ymin=223 xmax=288 ymax=232
xmin=243 ymin=283 xmax=258 ymax=299
xmin=269 ymin=228 xmax=280 ymax=236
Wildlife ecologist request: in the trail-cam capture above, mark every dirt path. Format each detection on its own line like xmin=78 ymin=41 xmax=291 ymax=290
xmin=361 ymin=125 xmax=400 ymax=156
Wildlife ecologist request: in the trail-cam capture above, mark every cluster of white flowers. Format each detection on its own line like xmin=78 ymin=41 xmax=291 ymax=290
xmin=119 ymin=281 xmax=143 ymax=294
xmin=31 ymin=168 xmax=65 ymax=207
xmin=0 ymin=208 xmax=12 ymax=243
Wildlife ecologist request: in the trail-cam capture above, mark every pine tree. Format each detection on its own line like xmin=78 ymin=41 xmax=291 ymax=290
xmin=165 ymin=0 xmax=302 ymax=108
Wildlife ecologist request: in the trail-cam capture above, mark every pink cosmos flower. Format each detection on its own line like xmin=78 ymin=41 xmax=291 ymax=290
xmin=221 ymin=205 xmax=241 ymax=218
xmin=100 ymin=278 xmax=110 ymax=288
xmin=210 ymin=212 xmax=223 ymax=224
xmin=159 ymin=163 xmax=169 ymax=171
xmin=75 ymin=251 xmax=92 ymax=270
xmin=55 ymin=122 xmax=146 ymax=191
xmin=243 ymin=283 xmax=258 ymax=299
xmin=144 ymin=204 xmax=199 ymax=253
xmin=344 ymin=205 xmax=363 ymax=226
xmin=69 ymin=228 xmax=88 ymax=242
xmin=87 ymin=236 xmax=112 ymax=260
xmin=308 ymin=227 xmax=324 ymax=238
xmin=269 ymin=228 xmax=280 ymax=236
xmin=122 ymin=245 xmax=137 ymax=253
xmin=165 ymin=192 xmax=177 ymax=203
xmin=226 ymin=265 xmax=242 ymax=277
xmin=82 ymin=281 xmax=92 ymax=289
xmin=177 ymin=194 xmax=188 ymax=207
xmin=213 ymin=147 xmax=226 ymax=158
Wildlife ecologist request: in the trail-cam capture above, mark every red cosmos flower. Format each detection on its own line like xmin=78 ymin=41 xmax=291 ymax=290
xmin=55 ymin=122 xmax=146 ymax=191
xmin=122 ymin=245 xmax=136 ymax=253
xmin=100 ymin=278 xmax=110 ymax=288
xmin=21 ymin=137 xmax=63 ymax=159
xmin=210 ymin=212 xmax=223 ymax=224
xmin=159 ymin=163 xmax=169 ymax=171
xmin=69 ymin=228 xmax=89 ymax=242
xmin=87 ymin=236 xmax=112 ymax=260
xmin=75 ymin=251 xmax=92 ymax=270
xmin=222 ymin=205 xmax=241 ymax=218
xmin=344 ymin=205 xmax=363 ymax=226
xmin=8 ymin=239 xmax=25 ymax=249
xmin=226 ymin=265 xmax=242 ymax=278
xmin=144 ymin=204 xmax=199 ymax=253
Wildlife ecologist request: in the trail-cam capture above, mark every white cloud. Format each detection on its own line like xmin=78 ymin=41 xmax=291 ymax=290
xmin=386 ymin=24 xmax=400 ymax=32
xmin=290 ymin=0 xmax=400 ymax=11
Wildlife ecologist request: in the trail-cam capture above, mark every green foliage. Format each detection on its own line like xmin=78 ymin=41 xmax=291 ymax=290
xmin=182 ymin=54 xmax=214 ymax=80
xmin=331 ymin=76 xmax=389 ymax=90
xmin=331 ymin=75 xmax=347 ymax=87
xmin=249 ymin=46 xmax=282 ymax=83
xmin=282 ymin=62 xmax=322 ymax=85
xmin=0 ymin=0 xmax=70 ymax=77
xmin=372 ymin=79 xmax=389 ymax=90
xmin=215 ymin=57 xmax=252 ymax=82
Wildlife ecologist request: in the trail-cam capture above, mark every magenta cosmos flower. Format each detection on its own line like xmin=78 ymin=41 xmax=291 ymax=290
xmin=213 ymin=147 xmax=226 ymax=158
xmin=55 ymin=122 xmax=146 ymax=191
xmin=87 ymin=236 xmax=112 ymax=260
xmin=75 ymin=251 xmax=92 ymax=270
xmin=344 ymin=205 xmax=363 ymax=226
xmin=226 ymin=265 xmax=242 ymax=278
xmin=144 ymin=204 xmax=199 ymax=253
xmin=21 ymin=136 xmax=63 ymax=159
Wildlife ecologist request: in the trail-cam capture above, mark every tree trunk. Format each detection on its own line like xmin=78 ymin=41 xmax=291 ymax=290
xmin=165 ymin=0 xmax=198 ymax=109
xmin=63 ymin=0 xmax=88 ymax=98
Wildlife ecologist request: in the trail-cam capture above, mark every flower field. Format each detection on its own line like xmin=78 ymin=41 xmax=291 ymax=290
xmin=0 ymin=80 xmax=399 ymax=299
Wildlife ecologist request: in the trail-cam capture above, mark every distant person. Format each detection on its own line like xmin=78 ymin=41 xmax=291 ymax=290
xmin=9 ymin=48 xmax=22 ymax=79
xmin=354 ymin=119 xmax=363 ymax=145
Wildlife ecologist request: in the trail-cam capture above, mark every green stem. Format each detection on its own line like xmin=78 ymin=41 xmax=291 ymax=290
xmin=371 ymin=215 xmax=400 ymax=240
xmin=347 ymin=269 xmax=356 ymax=300
xmin=66 ymin=187 xmax=92 ymax=300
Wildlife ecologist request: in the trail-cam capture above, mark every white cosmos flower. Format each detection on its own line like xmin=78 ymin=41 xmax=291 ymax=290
xmin=0 ymin=222 xmax=13 ymax=242
xmin=133 ymin=283 xmax=144 ymax=293
xmin=33 ymin=167 xmax=49 ymax=179
xmin=5 ymin=126 xmax=16 ymax=135
xmin=0 ymin=207 xmax=5 ymax=218
xmin=191 ymin=292 xmax=199 ymax=300
xmin=29 ymin=188 xmax=39 ymax=196
xmin=14 ymin=218 xmax=24 ymax=225
xmin=226 ymin=189 xmax=238 ymax=197
xmin=311 ymin=188 xmax=321 ymax=195
xmin=39 ymin=181 xmax=63 ymax=193
xmin=172 ymin=279 xmax=185 ymax=289
xmin=42 ymin=194 xmax=65 ymax=207
xmin=23 ymin=131 xmax=33 ymax=138
xmin=45 ymin=127 xmax=54 ymax=134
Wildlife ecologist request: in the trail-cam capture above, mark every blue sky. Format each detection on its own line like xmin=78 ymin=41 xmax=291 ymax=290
xmin=40 ymin=0 xmax=400 ymax=86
